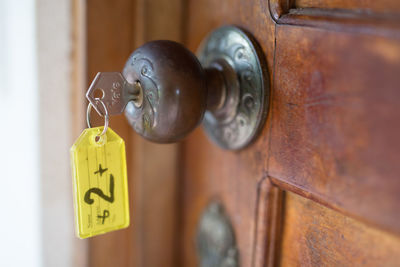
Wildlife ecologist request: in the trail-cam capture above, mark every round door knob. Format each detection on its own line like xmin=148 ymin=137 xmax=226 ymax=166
xmin=124 ymin=26 xmax=269 ymax=149
xmin=123 ymin=40 xmax=208 ymax=143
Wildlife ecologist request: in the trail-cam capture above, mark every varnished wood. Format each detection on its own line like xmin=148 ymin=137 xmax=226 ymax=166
xmin=180 ymin=1 xmax=277 ymax=265
xmin=295 ymin=0 xmax=400 ymax=15
xmin=269 ymin=21 xmax=400 ymax=234
xmin=130 ymin=0 xmax=184 ymax=266
xmin=86 ymin=0 xmax=184 ymax=267
xmin=269 ymin=0 xmax=294 ymax=20
xmin=180 ymin=129 xmax=271 ymax=266
xmin=131 ymin=141 xmax=179 ymax=267
xmin=86 ymin=1 xmax=135 ymax=266
xmin=280 ymin=192 xmax=400 ymax=266
xmin=182 ymin=0 xmax=400 ymax=266
xmin=252 ymin=178 xmax=283 ymax=267
xmin=83 ymin=0 xmax=400 ymax=266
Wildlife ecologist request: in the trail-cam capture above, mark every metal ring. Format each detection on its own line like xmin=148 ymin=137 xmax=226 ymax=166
xmin=86 ymin=98 xmax=109 ymax=137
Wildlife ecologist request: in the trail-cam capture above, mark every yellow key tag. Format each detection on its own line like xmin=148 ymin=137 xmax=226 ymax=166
xmin=70 ymin=127 xmax=129 ymax=238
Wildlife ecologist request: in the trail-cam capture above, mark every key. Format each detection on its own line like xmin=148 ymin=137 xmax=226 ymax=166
xmin=86 ymin=72 xmax=142 ymax=116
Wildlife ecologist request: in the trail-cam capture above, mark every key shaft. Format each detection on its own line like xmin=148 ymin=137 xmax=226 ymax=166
xmin=86 ymin=72 xmax=142 ymax=116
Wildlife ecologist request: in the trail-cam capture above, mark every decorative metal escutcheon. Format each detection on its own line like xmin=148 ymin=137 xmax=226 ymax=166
xmin=197 ymin=26 xmax=269 ymax=150
xmin=196 ymin=202 xmax=239 ymax=267
xmin=122 ymin=25 xmax=269 ymax=150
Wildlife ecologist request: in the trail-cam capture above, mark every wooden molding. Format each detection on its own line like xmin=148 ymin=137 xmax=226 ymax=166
xmin=85 ymin=1 xmax=184 ymax=266
xmin=252 ymin=177 xmax=283 ymax=267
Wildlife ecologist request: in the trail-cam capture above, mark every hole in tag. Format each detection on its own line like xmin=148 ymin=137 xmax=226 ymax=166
xmin=93 ymin=88 xmax=104 ymax=99
xmin=92 ymin=132 xmax=106 ymax=146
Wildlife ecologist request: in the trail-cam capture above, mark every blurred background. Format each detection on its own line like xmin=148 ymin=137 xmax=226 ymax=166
xmin=0 ymin=0 xmax=86 ymax=266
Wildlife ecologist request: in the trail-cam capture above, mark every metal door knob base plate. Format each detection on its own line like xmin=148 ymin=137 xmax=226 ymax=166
xmin=198 ymin=26 xmax=269 ymax=150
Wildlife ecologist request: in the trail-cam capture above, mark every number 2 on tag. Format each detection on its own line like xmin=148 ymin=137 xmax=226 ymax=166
xmin=70 ymin=127 xmax=130 ymax=238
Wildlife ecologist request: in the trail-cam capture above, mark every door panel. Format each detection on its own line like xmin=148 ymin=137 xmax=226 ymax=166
xmin=270 ymin=23 xmax=400 ymax=234
xmin=280 ymin=192 xmax=400 ymax=266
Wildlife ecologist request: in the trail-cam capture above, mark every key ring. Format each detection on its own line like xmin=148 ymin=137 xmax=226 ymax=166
xmin=87 ymin=98 xmax=109 ymax=137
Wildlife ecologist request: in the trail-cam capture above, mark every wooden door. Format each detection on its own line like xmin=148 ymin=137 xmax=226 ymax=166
xmin=84 ymin=0 xmax=400 ymax=266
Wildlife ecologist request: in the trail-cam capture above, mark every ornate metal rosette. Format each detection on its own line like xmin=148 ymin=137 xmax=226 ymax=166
xmin=196 ymin=202 xmax=239 ymax=267
xmin=197 ymin=26 xmax=269 ymax=150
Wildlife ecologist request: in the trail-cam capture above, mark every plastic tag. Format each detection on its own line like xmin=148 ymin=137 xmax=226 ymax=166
xmin=70 ymin=127 xmax=129 ymax=238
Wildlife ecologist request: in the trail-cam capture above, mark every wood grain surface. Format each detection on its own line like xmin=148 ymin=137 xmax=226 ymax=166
xmin=252 ymin=178 xmax=283 ymax=267
xmin=182 ymin=0 xmax=400 ymax=266
xmin=129 ymin=0 xmax=184 ymax=266
xmin=280 ymin=192 xmax=400 ymax=266
xmin=86 ymin=1 xmax=136 ymax=266
xmin=270 ymin=21 xmax=400 ymax=234
xmin=295 ymin=0 xmax=400 ymax=14
xmin=86 ymin=1 xmax=183 ymax=267
xmin=180 ymin=0 xmax=277 ymax=265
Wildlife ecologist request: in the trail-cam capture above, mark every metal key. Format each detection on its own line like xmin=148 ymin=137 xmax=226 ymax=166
xmin=86 ymin=72 xmax=142 ymax=116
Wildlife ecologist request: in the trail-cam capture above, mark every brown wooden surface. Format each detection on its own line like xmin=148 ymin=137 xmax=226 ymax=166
xmin=180 ymin=128 xmax=270 ymax=266
xmin=130 ymin=0 xmax=184 ymax=266
xmin=86 ymin=1 xmax=135 ymax=266
xmin=84 ymin=0 xmax=400 ymax=266
xmin=269 ymin=17 xmax=400 ymax=234
xmin=295 ymin=0 xmax=400 ymax=14
xmin=252 ymin=178 xmax=283 ymax=267
xmin=86 ymin=0 xmax=183 ymax=267
xmin=180 ymin=1 xmax=277 ymax=265
xmin=280 ymin=192 xmax=400 ymax=266
xmin=181 ymin=0 xmax=400 ymax=266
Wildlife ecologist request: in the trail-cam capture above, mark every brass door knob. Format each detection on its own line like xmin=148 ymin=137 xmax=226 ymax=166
xmin=124 ymin=26 xmax=269 ymax=150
